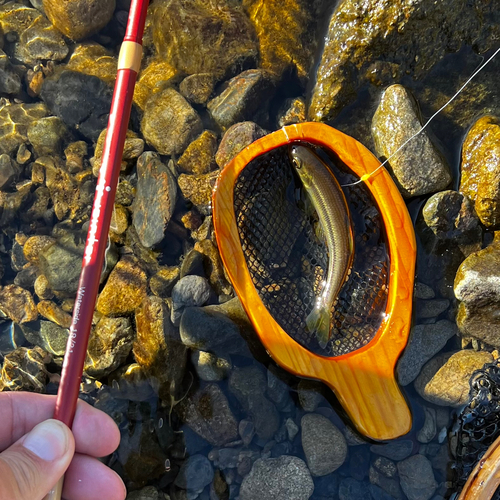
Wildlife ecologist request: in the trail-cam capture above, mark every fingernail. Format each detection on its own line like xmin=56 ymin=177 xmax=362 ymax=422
xmin=23 ymin=420 xmax=69 ymax=462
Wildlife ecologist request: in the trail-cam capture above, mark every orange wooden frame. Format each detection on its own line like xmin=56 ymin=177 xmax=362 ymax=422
xmin=212 ymin=123 xmax=416 ymax=440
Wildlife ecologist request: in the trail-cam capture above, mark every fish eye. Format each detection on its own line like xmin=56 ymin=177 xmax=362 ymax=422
xmin=292 ymin=156 xmax=302 ymax=169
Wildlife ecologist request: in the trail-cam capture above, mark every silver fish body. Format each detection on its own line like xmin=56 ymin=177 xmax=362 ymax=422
xmin=289 ymin=144 xmax=354 ymax=348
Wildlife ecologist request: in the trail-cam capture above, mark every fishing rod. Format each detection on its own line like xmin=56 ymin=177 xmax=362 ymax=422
xmin=44 ymin=1 xmax=149 ymax=498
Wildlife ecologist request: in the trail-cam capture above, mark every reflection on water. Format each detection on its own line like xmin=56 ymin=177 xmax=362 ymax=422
xmin=0 ymin=0 xmax=498 ymax=499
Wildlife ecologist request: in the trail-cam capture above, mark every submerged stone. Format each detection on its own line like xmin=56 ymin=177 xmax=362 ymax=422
xmin=171 ymin=275 xmax=212 ymax=326
xmin=191 ymin=350 xmax=231 ymax=382
xmin=0 ymin=49 xmax=21 ymax=95
xmin=372 ymin=85 xmax=451 ymax=198
xmin=0 ymin=102 xmax=49 ymax=155
xmin=96 ymin=255 xmax=147 ymax=316
xmin=149 ymin=266 xmax=180 ymax=298
xmin=0 ymin=154 xmax=19 ymax=190
xmin=208 ymin=69 xmax=275 ymax=131
xmin=152 ymin=0 xmax=257 ymax=80
xmin=177 ymin=131 xmax=218 ymax=175
xmin=277 ymin=97 xmax=306 ymax=128
xmin=397 ymin=455 xmax=437 ymax=500
xmin=460 ymin=116 xmax=500 ymax=227
xmin=141 ymin=87 xmax=203 ymax=156
xmin=309 ymin=0 xmax=500 ymax=121
xmin=66 ymin=43 xmax=117 ymax=86
xmin=179 ymin=73 xmax=216 ymax=105
xmin=174 ymin=454 xmax=214 ymax=493
xmin=177 ymin=170 xmax=218 ymax=216
xmin=1 ymin=346 xmax=50 ymax=392
xmin=0 ymin=285 xmax=37 ymax=324
xmin=23 ymin=235 xmax=55 ymax=265
xmin=27 ymin=116 xmax=69 ymax=156
xmin=132 ymin=152 xmax=177 ymax=248
xmin=37 ymin=300 xmax=71 ymax=328
xmin=42 ymin=0 xmax=115 ymax=41
xmin=21 ymin=319 xmax=68 ymax=356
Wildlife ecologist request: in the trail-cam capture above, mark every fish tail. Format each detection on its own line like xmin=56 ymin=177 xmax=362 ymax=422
xmin=305 ymin=306 xmax=331 ymax=349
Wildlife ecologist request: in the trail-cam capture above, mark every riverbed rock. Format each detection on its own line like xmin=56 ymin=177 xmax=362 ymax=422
xmin=0 ymin=3 xmax=68 ymax=64
xmin=133 ymin=296 xmax=187 ymax=400
xmin=239 ymin=456 xmax=314 ymax=500
xmin=141 ymin=88 xmax=203 ymax=156
xmin=152 ymin=0 xmax=257 ymax=80
xmin=397 ymin=455 xmax=437 ymax=500
xmin=372 ymin=85 xmax=451 ymax=198
xmin=41 ymin=71 xmax=114 ymax=141
xmin=21 ymin=319 xmax=68 ymax=356
xmin=34 ymin=274 xmax=53 ymax=300
xmin=23 ymin=235 xmax=55 ymax=265
xmin=42 ymin=0 xmax=115 ymax=41
xmin=178 ymin=171 xmax=219 ymax=216
xmin=370 ymin=440 xmax=413 ymax=461
xmin=171 ymin=275 xmax=212 ymax=325
xmin=0 ymin=285 xmax=37 ymax=324
xmin=96 ymin=255 xmax=148 ymax=316
xmin=177 ymin=131 xmax=218 ymax=176
xmin=37 ymin=300 xmax=71 ymax=328
xmin=132 ymin=152 xmax=177 ymax=248
xmin=301 ymin=413 xmax=347 ymax=476
xmin=191 ymin=350 xmax=231 ymax=382
xmin=0 ymin=154 xmax=18 ymax=190
xmin=27 ymin=116 xmax=69 ymax=156
xmin=460 ymin=115 xmax=500 ymax=227
xmin=177 ymin=383 xmax=239 ymax=446
xmin=215 ymin=121 xmax=266 ymax=168
xmin=309 ymin=0 xmax=500 ymax=121
xmin=414 ymin=350 xmax=493 ymax=407
xmin=175 ymin=454 xmax=214 ymax=495
xmin=0 ymin=49 xmax=21 ymax=95
xmin=85 ymin=316 xmax=134 ymax=378
xmin=0 ymin=102 xmax=49 ymax=155
xmin=397 ymin=320 xmax=458 ymax=386
xmin=229 ymin=365 xmax=280 ymax=440
xmin=208 ymin=69 xmax=275 ymax=131
xmin=66 ymin=42 xmax=117 ymax=86
xmin=277 ymin=97 xmax=306 ymax=128
xmin=180 ymin=306 xmax=246 ymax=357
xmin=149 ymin=266 xmax=180 ymax=298
xmin=194 ymin=239 xmax=232 ymax=296
xmin=455 ymin=237 xmax=500 ymax=347
xmin=1 ymin=346 xmax=50 ymax=392
xmin=179 ymin=73 xmax=216 ymax=105
xmin=298 ymin=379 xmax=327 ymax=412
xmin=243 ymin=0 xmax=315 ymax=81
xmin=417 ymin=407 xmax=437 ymax=444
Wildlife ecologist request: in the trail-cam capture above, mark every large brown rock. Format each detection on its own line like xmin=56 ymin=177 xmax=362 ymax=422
xmin=460 ymin=116 xmax=500 ymax=227
xmin=152 ymin=0 xmax=257 ymax=80
xmin=309 ymin=0 xmax=500 ymax=121
xmin=42 ymin=0 xmax=115 ymax=41
xmin=455 ymin=235 xmax=500 ymax=347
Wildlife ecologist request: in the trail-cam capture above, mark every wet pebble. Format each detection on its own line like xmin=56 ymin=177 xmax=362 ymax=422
xmin=175 ymin=454 xmax=214 ymax=494
xmin=132 ymin=152 xmax=177 ymax=248
xmin=14 ymin=265 xmax=37 ymax=290
xmin=414 ymin=282 xmax=435 ymax=300
xmin=85 ymin=316 xmax=134 ymax=378
xmin=0 ymin=285 xmax=37 ymax=324
xmin=277 ymin=97 xmax=306 ymax=128
xmin=266 ymin=365 xmax=293 ymax=411
xmin=301 ymin=413 xmax=347 ymax=476
xmin=370 ymin=440 xmax=413 ymax=461
xmin=177 ymin=131 xmax=218 ymax=175
xmin=192 ymin=350 xmax=232 ymax=382
xmin=66 ymin=43 xmax=117 ymax=87
xmin=215 ymin=121 xmax=266 ymax=168
xmin=171 ymin=275 xmax=213 ymax=326
xmin=27 ymin=116 xmax=69 ymax=156
xmin=414 ymin=350 xmax=493 ymax=407
xmin=397 ymin=320 xmax=458 ymax=386
xmin=0 ymin=49 xmax=21 ymax=95
xmin=285 ymin=418 xmax=299 ymax=441
xmin=239 ymin=456 xmax=314 ymax=500
xmin=455 ymin=236 xmax=500 ymax=347
xmin=298 ymin=379 xmax=326 ymax=412
xmin=43 ymin=0 xmax=115 ymax=41
xmin=229 ymin=366 xmax=280 ymax=441
xmin=208 ymin=70 xmax=275 ymax=131
xmin=417 ymin=407 xmax=437 ymax=444
xmin=238 ymin=419 xmax=255 ymax=446
xmin=178 ymin=171 xmax=219 ymax=216
xmin=416 ymin=299 xmax=450 ymax=319
xmin=96 ymin=255 xmax=147 ymax=316
xmin=149 ymin=266 xmax=180 ymax=298
xmin=397 ymin=455 xmax=437 ymax=500
xmin=1 ymin=346 xmax=50 ymax=392
xmin=34 ymin=275 xmax=53 ymax=300
xmin=372 ymin=85 xmax=451 ymax=198
xmin=41 ymin=71 xmax=113 ymax=141
xmin=37 ymin=300 xmax=71 ymax=328
xmin=179 ymin=73 xmax=216 ymax=105
xmin=338 ymin=478 xmax=371 ymax=500
xmin=141 ymin=88 xmax=202 ymax=156
xmin=21 ymin=319 xmax=68 ymax=356
xmin=460 ymin=116 xmax=500 ymax=227
xmin=177 ymin=383 xmax=239 ymax=446
xmin=0 ymin=154 xmax=18 ymax=190
xmin=180 ymin=249 xmax=205 ymax=279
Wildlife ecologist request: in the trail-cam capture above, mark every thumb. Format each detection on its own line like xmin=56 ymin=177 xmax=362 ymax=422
xmin=0 ymin=419 xmax=75 ymax=500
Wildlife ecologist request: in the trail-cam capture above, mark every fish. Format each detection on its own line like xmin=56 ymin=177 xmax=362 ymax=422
xmin=289 ymin=144 xmax=354 ymax=348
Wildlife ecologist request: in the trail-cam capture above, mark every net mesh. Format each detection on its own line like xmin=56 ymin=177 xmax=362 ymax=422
xmin=453 ymin=359 xmax=500 ymax=495
xmin=233 ymin=143 xmax=389 ymax=357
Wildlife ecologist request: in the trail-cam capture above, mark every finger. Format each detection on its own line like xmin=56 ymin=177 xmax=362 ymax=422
xmin=0 ymin=419 xmax=75 ymax=500
xmin=62 ymin=454 xmax=126 ymax=500
xmin=0 ymin=393 xmax=120 ymax=457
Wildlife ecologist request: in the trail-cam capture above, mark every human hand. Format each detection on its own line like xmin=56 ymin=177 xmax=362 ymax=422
xmin=0 ymin=392 xmax=126 ymax=500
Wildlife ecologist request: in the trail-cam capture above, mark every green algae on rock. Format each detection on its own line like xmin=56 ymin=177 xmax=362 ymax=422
xmin=42 ymin=0 xmax=115 ymax=41
xmin=179 ymin=73 xmax=216 ymax=105
xmin=460 ymin=116 xmax=500 ymax=227
xmin=0 ymin=284 xmax=37 ymax=323
xmin=141 ymin=87 xmax=203 ymax=156
xmin=177 ymin=131 xmax=218 ymax=176
xmin=309 ymin=0 xmax=500 ymax=121
xmin=178 ymin=170 xmax=218 ymax=215
xmin=152 ymin=0 xmax=257 ymax=80
xmin=372 ymin=84 xmax=451 ymax=198
xmin=66 ymin=43 xmax=118 ymax=87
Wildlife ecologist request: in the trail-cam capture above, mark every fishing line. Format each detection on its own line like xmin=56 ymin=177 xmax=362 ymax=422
xmin=342 ymin=46 xmax=500 ymax=188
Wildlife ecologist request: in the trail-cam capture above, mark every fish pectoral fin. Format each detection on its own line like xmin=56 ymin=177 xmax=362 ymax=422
xmin=305 ymin=306 xmax=331 ymax=349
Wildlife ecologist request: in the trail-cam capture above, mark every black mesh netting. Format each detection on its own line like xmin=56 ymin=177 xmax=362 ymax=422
xmin=233 ymin=143 xmax=389 ymax=357
xmin=453 ymin=359 xmax=500 ymax=498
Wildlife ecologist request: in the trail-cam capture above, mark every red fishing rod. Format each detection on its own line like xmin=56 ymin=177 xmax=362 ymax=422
xmin=44 ymin=1 xmax=149 ymax=498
